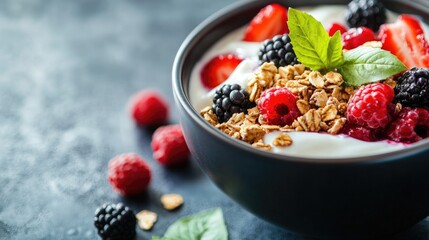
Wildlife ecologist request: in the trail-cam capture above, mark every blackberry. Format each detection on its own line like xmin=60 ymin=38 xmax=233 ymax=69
xmin=345 ymin=0 xmax=387 ymax=32
xmin=212 ymin=84 xmax=255 ymax=122
xmin=94 ymin=203 xmax=136 ymax=240
xmin=394 ymin=67 xmax=429 ymax=108
xmin=258 ymin=34 xmax=300 ymax=68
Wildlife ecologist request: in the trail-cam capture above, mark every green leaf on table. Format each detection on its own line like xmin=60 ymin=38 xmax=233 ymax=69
xmin=288 ymin=8 xmax=343 ymax=72
xmin=152 ymin=208 xmax=228 ymax=240
xmin=337 ymin=47 xmax=407 ymax=86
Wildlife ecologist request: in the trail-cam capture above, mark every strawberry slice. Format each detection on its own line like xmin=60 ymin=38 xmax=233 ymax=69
xmin=200 ymin=54 xmax=242 ymax=90
xmin=243 ymin=4 xmax=288 ymax=42
xmin=378 ymin=15 xmax=429 ymax=68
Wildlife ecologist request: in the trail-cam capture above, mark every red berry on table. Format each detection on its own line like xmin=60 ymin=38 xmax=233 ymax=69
xmin=257 ymin=87 xmax=300 ymax=126
xmin=347 ymin=83 xmax=394 ymax=129
xmin=108 ymin=153 xmax=152 ymax=196
xmin=378 ymin=14 xmax=429 ymax=68
xmin=386 ymin=107 xmax=429 ymax=143
xmin=243 ymin=4 xmax=289 ymax=42
xmin=342 ymin=27 xmax=375 ymax=50
xmin=200 ymin=54 xmax=242 ymax=90
xmin=327 ymin=22 xmax=347 ymax=36
xmin=151 ymin=124 xmax=190 ymax=167
xmin=130 ymin=90 xmax=169 ymax=126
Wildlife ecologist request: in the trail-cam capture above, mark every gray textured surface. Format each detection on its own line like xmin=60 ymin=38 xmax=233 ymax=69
xmin=0 ymin=0 xmax=428 ymax=239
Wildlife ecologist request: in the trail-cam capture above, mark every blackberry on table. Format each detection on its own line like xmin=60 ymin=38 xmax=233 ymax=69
xmin=394 ymin=67 xmax=429 ymax=108
xmin=345 ymin=0 xmax=387 ymax=32
xmin=258 ymin=34 xmax=300 ymax=68
xmin=212 ymin=84 xmax=255 ymax=122
xmin=94 ymin=203 xmax=136 ymax=240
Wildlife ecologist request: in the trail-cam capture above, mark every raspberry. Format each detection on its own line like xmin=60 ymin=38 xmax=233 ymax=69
xmin=342 ymin=27 xmax=376 ymax=50
xmin=341 ymin=123 xmax=380 ymax=142
xmin=129 ymin=90 xmax=169 ymax=126
xmin=327 ymin=22 xmax=347 ymax=36
xmin=347 ymin=83 xmax=394 ymax=129
xmin=257 ymin=87 xmax=300 ymax=126
xmin=386 ymin=107 xmax=429 ymax=143
xmin=94 ymin=203 xmax=136 ymax=240
xmin=151 ymin=124 xmax=190 ymax=167
xmin=108 ymin=153 xmax=151 ymax=196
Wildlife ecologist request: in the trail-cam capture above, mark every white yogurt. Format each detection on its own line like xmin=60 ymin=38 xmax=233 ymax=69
xmin=189 ymin=5 xmax=429 ymax=158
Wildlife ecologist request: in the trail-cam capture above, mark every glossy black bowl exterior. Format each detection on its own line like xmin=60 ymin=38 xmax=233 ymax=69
xmin=173 ymin=0 xmax=429 ymax=238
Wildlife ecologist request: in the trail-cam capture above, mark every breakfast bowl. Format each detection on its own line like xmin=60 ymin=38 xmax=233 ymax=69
xmin=172 ymin=0 xmax=429 ymax=238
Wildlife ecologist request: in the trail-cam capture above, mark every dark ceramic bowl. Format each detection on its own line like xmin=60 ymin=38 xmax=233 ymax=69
xmin=173 ymin=0 xmax=429 ymax=238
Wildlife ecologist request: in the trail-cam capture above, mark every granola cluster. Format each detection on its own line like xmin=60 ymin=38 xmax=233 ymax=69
xmin=200 ymin=62 xmax=357 ymax=150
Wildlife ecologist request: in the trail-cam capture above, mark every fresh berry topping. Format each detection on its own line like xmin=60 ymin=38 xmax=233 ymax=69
xmin=243 ymin=4 xmax=288 ymax=42
xmin=394 ymin=67 xmax=429 ymax=108
xmin=212 ymin=84 xmax=255 ymax=122
xmin=258 ymin=34 xmax=300 ymax=68
xmin=327 ymin=22 xmax=348 ymax=37
xmin=130 ymin=90 xmax=169 ymax=127
xmin=345 ymin=0 xmax=387 ymax=32
xmin=386 ymin=107 xmax=429 ymax=143
xmin=342 ymin=27 xmax=376 ymax=50
xmin=346 ymin=0 xmax=387 ymax=32
xmin=94 ymin=203 xmax=136 ymax=240
xmin=341 ymin=123 xmax=380 ymax=142
xmin=151 ymin=124 xmax=190 ymax=167
xmin=108 ymin=153 xmax=151 ymax=196
xmin=200 ymin=54 xmax=242 ymax=90
xmin=347 ymin=83 xmax=395 ymax=129
xmin=378 ymin=15 xmax=429 ymax=68
xmin=257 ymin=87 xmax=300 ymax=126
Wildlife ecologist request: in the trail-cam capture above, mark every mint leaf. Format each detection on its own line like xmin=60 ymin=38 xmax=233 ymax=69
xmin=327 ymin=31 xmax=344 ymax=67
xmin=288 ymin=8 xmax=343 ymax=71
xmin=338 ymin=47 xmax=407 ymax=86
xmin=156 ymin=208 xmax=228 ymax=240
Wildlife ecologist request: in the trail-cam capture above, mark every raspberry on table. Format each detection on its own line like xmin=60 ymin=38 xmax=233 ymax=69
xmin=257 ymin=87 xmax=300 ymax=126
xmin=151 ymin=124 xmax=190 ymax=167
xmin=129 ymin=90 xmax=169 ymax=126
xmin=258 ymin=34 xmax=300 ymax=68
xmin=347 ymin=83 xmax=394 ymax=129
xmin=108 ymin=153 xmax=151 ymax=196
xmin=94 ymin=203 xmax=136 ymax=240
xmin=212 ymin=84 xmax=255 ymax=122
xmin=386 ymin=107 xmax=429 ymax=143
xmin=345 ymin=0 xmax=387 ymax=32
xmin=394 ymin=67 xmax=429 ymax=108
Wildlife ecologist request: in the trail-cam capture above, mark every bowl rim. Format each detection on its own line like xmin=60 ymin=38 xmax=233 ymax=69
xmin=172 ymin=0 xmax=429 ymax=164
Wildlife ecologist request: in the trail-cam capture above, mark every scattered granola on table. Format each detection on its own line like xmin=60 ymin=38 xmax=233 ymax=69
xmin=136 ymin=210 xmax=158 ymax=231
xmin=160 ymin=193 xmax=184 ymax=211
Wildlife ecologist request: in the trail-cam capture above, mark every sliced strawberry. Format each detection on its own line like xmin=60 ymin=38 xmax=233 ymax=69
xmin=342 ymin=27 xmax=376 ymax=50
xmin=378 ymin=14 xmax=429 ymax=68
xmin=328 ymin=22 xmax=347 ymax=37
xmin=200 ymin=54 xmax=242 ymax=90
xmin=243 ymin=4 xmax=288 ymax=42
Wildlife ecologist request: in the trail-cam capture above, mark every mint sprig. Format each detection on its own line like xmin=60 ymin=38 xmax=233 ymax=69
xmin=287 ymin=8 xmax=407 ymax=86
xmin=338 ymin=47 xmax=407 ymax=86
xmin=288 ymin=8 xmax=343 ymax=72
xmin=153 ymin=208 xmax=228 ymax=240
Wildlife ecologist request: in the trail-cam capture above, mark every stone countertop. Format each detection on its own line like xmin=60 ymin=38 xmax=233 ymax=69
xmin=0 ymin=0 xmax=428 ymax=239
